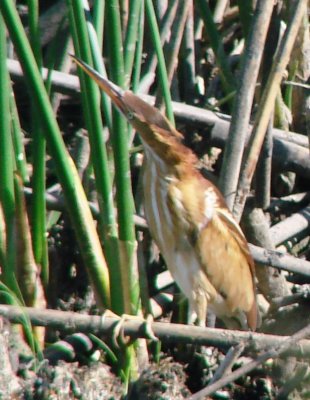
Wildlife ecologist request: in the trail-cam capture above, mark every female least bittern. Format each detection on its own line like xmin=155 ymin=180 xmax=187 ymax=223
xmin=73 ymin=56 xmax=258 ymax=331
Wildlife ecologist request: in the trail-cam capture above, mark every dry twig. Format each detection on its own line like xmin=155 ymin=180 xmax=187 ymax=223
xmin=233 ymin=0 xmax=308 ymax=221
xmin=189 ymin=322 xmax=310 ymax=399
xmin=220 ymin=0 xmax=275 ymax=209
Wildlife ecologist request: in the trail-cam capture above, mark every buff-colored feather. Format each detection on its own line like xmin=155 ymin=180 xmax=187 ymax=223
xmin=72 ymin=56 xmax=259 ymax=331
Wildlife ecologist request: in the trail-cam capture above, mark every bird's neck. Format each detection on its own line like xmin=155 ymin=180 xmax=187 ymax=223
xmin=139 ymin=129 xmax=198 ymax=176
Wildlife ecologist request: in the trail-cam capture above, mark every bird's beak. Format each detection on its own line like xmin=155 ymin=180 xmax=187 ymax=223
xmin=71 ymin=55 xmax=127 ymax=114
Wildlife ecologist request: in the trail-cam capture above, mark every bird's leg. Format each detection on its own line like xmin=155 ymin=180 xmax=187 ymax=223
xmin=206 ymin=312 xmax=216 ymax=328
xmin=193 ymin=292 xmax=208 ymax=327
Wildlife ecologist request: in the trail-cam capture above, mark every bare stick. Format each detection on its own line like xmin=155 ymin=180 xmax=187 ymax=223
xmin=2 ymin=305 xmax=310 ymax=358
xmin=163 ymin=0 xmax=189 ymax=84
xmin=209 ymin=343 xmax=245 ymax=384
xmin=269 ymin=205 xmax=310 ymax=247
xmin=213 ymin=0 xmax=229 ymax=24
xmin=244 ymin=208 xmax=290 ymax=301
xmin=155 ymin=0 xmax=190 ymax=108
xmin=233 ymin=0 xmax=308 ymax=221
xmin=249 ymin=244 xmax=310 ymax=277
xmin=219 ymin=0 xmax=275 ymax=209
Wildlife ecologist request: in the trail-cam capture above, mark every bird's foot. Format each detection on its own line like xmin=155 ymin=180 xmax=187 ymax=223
xmin=102 ymin=311 xmax=158 ymax=348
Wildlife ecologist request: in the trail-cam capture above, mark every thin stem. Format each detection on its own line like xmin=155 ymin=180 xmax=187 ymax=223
xmin=195 ymin=0 xmax=235 ymax=94
xmin=156 ymin=0 xmax=190 ymax=107
xmin=27 ymin=0 xmax=49 ymax=286
xmin=92 ymin=0 xmax=105 ymax=50
xmin=145 ymin=0 xmax=175 ymax=124
xmin=255 ymin=4 xmax=282 ymax=210
xmin=83 ymin=0 xmax=112 ymax=132
xmin=124 ymin=0 xmax=142 ymax=82
xmin=132 ymin=0 xmax=145 ymax=92
xmin=180 ymin=1 xmax=196 ymax=104
xmin=236 ymin=0 xmax=254 ymax=39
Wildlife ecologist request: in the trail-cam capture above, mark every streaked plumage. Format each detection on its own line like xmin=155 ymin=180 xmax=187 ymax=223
xmin=73 ymin=56 xmax=258 ymax=331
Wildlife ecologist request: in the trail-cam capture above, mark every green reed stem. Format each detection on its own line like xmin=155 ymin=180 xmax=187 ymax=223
xmin=0 ymin=0 xmax=111 ymax=309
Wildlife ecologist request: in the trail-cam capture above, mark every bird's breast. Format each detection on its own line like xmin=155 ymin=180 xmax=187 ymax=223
xmin=142 ymin=151 xmax=174 ymax=252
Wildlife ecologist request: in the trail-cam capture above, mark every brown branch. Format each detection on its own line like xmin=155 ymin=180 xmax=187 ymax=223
xmin=213 ymin=0 xmax=230 ymax=24
xmin=155 ymin=0 xmax=190 ymax=109
xmin=1 ymin=305 xmax=310 ymax=358
xmin=255 ymin=119 xmax=273 ymax=209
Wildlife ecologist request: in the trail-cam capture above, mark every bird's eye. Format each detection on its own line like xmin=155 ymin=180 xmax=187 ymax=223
xmin=127 ymin=111 xmax=134 ymax=120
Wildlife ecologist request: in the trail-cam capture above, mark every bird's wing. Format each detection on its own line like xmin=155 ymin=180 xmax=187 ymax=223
xmin=212 ymin=207 xmax=258 ymax=330
xmin=167 ymin=176 xmax=257 ymax=329
xmin=215 ymin=207 xmax=255 ymax=276
xmin=196 ymin=206 xmax=255 ymax=307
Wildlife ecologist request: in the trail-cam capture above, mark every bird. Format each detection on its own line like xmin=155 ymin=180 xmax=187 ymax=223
xmin=72 ymin=56 xmax=259 ymax=331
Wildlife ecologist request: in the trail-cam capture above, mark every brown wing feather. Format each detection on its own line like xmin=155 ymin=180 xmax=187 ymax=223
xmin=214 ymin=209 xmax=258 ymax=330
xmin=197 ymin=212 xmax=254 ymax=303
xmin=216 ymin=208 xmax=256 ymax=276
xmin=167 ymin=173 xmax=257 ymax=330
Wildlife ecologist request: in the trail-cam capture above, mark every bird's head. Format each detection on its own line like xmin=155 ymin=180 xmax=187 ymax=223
xmin=72 ymin=56 xmax=196 ymax=168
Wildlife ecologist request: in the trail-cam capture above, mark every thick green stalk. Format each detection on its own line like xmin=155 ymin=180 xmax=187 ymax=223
xmin=105 ymin=0 xmax=140 ymax=382
xmin=67 ymin=0 xmax=123 ymax=312
xmin=27 ymin=0 xmax=48 ymax=286
xmin=0 ymin=0 xmax=110 ymax=309
xmin=92 ymin=0 xmax=105 ymax=50
xmin=0 ymin=13 xmax=15 ymax=290
xmin=105 ymin=0 xmax=139 ymax=310
xmin=124 ymin=0 xmax=142 ymax=81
